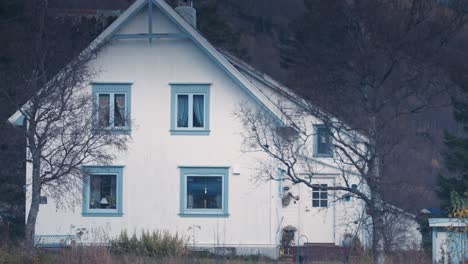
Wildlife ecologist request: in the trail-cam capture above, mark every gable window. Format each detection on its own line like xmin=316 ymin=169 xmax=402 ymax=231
xmin=313 ymin=125 xmax=333 ymax=157
xmin=82 ymin=166 xmax=124 ymax=217
xmin=312 ymin=184 xmax=328 ymax=208
xmin=93 ymin=83 xmax=132 ymax=132
xmin=170 ymin=84 xmax=210 ymax=135
xmin=179 ymin=167 xmax=228 ymax=217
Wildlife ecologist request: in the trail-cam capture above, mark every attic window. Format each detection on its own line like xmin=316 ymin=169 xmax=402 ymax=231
xmin=92 ymin=83 xmax=132 ymax=133
xmin=170 ymin=84 xmax=211 ymax=135
xmin=176 ymin=94 xmax=205 ymax=128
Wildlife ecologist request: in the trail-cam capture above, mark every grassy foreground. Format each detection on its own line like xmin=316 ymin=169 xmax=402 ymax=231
xmin=0 ymin=245 xmax=430 ymax=264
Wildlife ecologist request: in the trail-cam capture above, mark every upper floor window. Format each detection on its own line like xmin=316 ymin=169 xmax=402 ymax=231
xmin=170 ymin=84 xmax=210 ymax=135
xmin=313 ymin=125 xmax=333 ymax=157
xmin=179 ymin=166 xmax=229 ymax=217
xmin=92 ymin=83 xmax=132 ymax=132
xmin=82 ymin=166 xmax=124 ymax=217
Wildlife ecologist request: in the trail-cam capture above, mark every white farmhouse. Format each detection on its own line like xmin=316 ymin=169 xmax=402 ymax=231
xmin=7 ymin=0 xmax=417 ymax=259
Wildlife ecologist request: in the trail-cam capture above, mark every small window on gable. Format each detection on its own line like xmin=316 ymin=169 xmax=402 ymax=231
xmin=82 ymin=166 xmax=124 ymax=217
xmin=170 ymin=84 xmax=210 ymax=135
xmin=92 ymin=83 xmax=131 ymax=132
xmin=312 ymin=184 xmax=328 ymax=208
xmin=313 ymin=125 xmax=333 ymax=157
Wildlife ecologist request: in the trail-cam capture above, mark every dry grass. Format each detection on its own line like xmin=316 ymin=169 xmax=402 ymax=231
xmin=0 ymin=245 xmax=431 ymax=264
xmin=0 ymin=246 xmax=276 ymax=264
xmin=347 ymin=249 xmax=430 ymax=264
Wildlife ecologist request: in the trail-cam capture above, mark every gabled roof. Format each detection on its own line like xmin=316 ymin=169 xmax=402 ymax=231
xmin=8 ymin=0 xmax=294 ymax=127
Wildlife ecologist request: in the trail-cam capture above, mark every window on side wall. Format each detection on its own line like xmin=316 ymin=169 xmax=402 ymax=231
xmin=82 ymin=166 xmax=124 ymax=217
xmin=92 ymin=83 xmax=131 ymax=132
xmin=179 ymin=167 xmax=229 ymax=217
xmin=170 ymin=84 xmax=210 ymax=135
xmin=312 ymin=184 xmax=328 ymax=208
xmin=313 ymin=125 xmax=333 ymax=157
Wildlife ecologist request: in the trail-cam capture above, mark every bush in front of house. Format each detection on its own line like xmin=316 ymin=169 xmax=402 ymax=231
xmin=110 ymin=230 xmax=187 ymax=258
xmin=280 ymin=225 xmax=297 ymax=248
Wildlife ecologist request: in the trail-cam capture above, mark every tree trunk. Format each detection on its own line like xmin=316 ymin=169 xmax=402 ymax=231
xmin=371 ymin=201 xmax=385 ymax=264
xmin=369 ymin=116 xmax=385 ymax=264
xmin=24 ymin=153 xmax=41 ymax=247
xmin=370 ymin=160 xmax=386 ymax=264
xmin=371 ymin=157 xmax=386 ymax=264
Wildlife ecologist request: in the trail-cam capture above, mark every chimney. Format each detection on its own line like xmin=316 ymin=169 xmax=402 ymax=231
xmin=175 ymin=0 xmax=197 ymax=28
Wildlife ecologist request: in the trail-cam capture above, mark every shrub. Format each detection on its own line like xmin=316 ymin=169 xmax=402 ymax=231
xmin=280 ymin=225 xmax=297 ymax=248
xmin=110 ymin=230 xmax=187 ymax=258
xmin=0 ymin=245 xmax=46 ymax=264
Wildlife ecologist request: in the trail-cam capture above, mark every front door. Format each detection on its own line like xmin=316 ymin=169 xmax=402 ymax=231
xmin=299 ymin=177 xmax=335 ymax=244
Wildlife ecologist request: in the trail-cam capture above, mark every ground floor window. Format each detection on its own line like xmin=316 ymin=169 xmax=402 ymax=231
xmin=187 ymin=176 xmax=222 ymax=209
xmin=82 ymin=166 xmax=123 ymax=217
xmin=179 ymin=167 xmax=229 ymax=217
xmin=89 ymin=174 xmax=117 ymax=209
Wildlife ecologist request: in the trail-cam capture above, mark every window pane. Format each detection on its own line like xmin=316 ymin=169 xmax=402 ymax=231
xmin=312 ymin=200 xmax=320 ymax=207
xmin=193 ymin=95 xmax=204 ymax=128
xmin=89 ymin=174 xmax=117 ymax=209
xmin=114 ymin=94 xmax=126 ymax=127
xmin=187 ymin=176 xmax=222 ymax=209
xmin=98 ymin=94 xmax=110 ymax=127
xmin=312 ymin=192 xmax=319 ymax=199
xmin=321 ymin=200 xmax=328 ymax=207
xmin=320 ymin=191 xmax=328 ymax=199
xmin=177 ymin=95 xmax=189 ymax=127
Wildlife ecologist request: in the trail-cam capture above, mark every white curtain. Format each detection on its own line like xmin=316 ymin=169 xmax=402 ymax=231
xmin=193 ymin=95 xmax=204 ymax=128
xmin=177 ymin=95 xmax=189 ymax=127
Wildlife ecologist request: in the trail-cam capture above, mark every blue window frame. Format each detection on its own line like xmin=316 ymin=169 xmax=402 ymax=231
xmin=313 ymin=125 xmax=333 ymax=157
xmin=82 ymin=166 xmax=124 ymax=217
xmin=170 ymin=84 xmax=210 ymax=135
xmin=92 ymin=83 xmax=132 ymax=133
xmin=179 ymin=167 xmax=229 ymax=217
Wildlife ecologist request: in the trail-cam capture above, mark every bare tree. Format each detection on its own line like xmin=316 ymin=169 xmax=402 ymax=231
xmin=238 ymin=0 xmax=468 ymax=263
xmin=3 ymin=0 xmax=130 ymax=246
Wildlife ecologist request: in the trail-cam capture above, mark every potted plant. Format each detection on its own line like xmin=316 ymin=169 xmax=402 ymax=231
xmin=280 ymin=225 xmax=297 ymax=258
